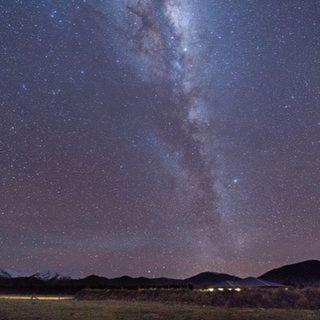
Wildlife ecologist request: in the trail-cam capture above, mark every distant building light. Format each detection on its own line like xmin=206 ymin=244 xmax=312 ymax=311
xmin=217 ymin=288 xmax=224 ymax=292
xmin=235 ymin=288 xmax=242 ymax=292
xmin=207 ymin=288 xmax=214 ymax=292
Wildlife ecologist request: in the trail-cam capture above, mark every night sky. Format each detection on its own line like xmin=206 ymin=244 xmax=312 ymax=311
xmin=1 ymin=0 xmax=319 ymax=279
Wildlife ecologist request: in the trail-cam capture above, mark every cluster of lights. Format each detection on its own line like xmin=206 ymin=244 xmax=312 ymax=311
xmin=205 ymin=287 xmax=242 ymax=293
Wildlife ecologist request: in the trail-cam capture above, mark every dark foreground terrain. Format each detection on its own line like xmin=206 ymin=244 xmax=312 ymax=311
xmin=76 ymin=288 xmax=320 ymax=309
xmin=0 ymin=299 xmax=320 ymax=320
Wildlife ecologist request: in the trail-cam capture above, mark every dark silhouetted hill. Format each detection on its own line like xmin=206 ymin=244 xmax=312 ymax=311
xmin=185 ymin=272 xmax=240 ymax=286
xmin=260 ymin=260 xmax=320 ymax=287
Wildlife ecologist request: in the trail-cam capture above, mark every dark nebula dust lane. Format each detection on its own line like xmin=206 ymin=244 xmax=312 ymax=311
xmin=0 ymin=0 xmax=319 ymax=278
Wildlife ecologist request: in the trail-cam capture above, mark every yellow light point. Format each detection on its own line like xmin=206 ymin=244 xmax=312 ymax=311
xmin=217 ymin=288 xmax=224 ymax=292
xmin=235 ymin=288 xmax=242 ymax=292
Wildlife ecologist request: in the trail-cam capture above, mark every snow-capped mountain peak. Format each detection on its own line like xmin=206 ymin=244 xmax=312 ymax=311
xmin=0 ymin=269 xmax=11 ymax=278
xmin=32 ymin=270 xmax=70 ymax=280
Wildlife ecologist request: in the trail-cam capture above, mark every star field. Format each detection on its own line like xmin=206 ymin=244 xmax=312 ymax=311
xmin=0 ymin=0 xmax=319 ymax=278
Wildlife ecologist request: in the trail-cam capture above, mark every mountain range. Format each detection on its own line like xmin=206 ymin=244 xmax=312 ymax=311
xmin=0 ymin=270 xmax=69 ymax=281
xmin=0 ymin=260 xmax=319 ymax=291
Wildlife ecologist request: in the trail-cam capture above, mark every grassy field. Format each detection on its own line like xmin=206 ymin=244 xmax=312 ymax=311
xmin=0 ymin=299 xmax=319 ymax=320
